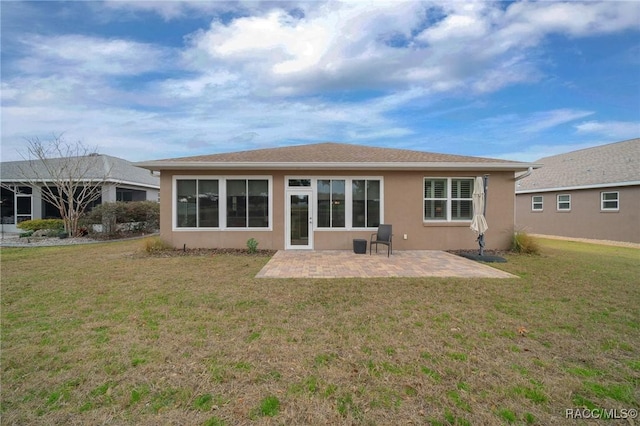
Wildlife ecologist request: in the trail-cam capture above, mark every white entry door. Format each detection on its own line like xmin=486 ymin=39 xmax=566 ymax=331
xmin=286 ymin=190 xmax=313 ymax=249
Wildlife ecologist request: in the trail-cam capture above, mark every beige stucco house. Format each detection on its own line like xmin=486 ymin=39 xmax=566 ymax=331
xmin=137 ymin=142 xmax=536 ymax=251
xmin=515 ymin=138 xmax=640 ymax=244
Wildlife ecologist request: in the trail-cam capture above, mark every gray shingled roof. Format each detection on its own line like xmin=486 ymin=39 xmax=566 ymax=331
xmin=137 ymin=142 xmax=534 ymax=171
xmin=1 ymin=155 xmax=159 ymax=188
xmin=516 ymin=138 xmax=640 ymax=192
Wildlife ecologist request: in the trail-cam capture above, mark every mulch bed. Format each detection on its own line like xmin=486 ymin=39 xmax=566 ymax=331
xmin=448 ymin=249 xmax=509 ymax=263
xmin=143 ymin=248 xmax=277 ymax=258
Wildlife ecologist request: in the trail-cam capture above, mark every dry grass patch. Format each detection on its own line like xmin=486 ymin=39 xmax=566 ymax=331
xmin=1 ymin=238 xmax=638 ymax=425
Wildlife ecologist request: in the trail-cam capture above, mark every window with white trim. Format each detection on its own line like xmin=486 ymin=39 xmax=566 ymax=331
xmin=601 ymin=191 xmax=619 ymax=211
xmin=176 ymin=179 xmax=219 ymax=228
xmin=557 ymin=194 xmax=571 ymax=211
xmin=227 ymin=179 xmax=269 ymax=228
xmin=174 ymin=176 xmax=270 ymax=229
xmin=531 ymin=195 xmax=543 ymax=211
xmin=424 ymin=178 xmax=473 ymax=221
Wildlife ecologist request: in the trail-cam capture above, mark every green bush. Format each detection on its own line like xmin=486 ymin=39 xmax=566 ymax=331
xmin=511 ymin=231 xmax=540 ymax=255
xmin=247 ymin=238 xmax=259 ymax=254
xmin=16 ymin=219 xmax=65 ymax=232
xmin=81 ymin=201 xmax=160 ymax=236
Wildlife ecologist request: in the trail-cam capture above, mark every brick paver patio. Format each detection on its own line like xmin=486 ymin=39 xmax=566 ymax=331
xmin=256 ymin=250 xmax=516 ymax=279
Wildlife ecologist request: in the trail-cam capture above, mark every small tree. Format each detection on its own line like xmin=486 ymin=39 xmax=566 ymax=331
xmin=3 ymin=135 xmax=111 ymax=237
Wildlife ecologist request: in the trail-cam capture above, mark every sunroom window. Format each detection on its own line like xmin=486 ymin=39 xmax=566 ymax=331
xmin=227 ymin=179 xmax=269 ymax=228
xmin=317 ymin=179 xmax=345 ymax=228
xmin=352 ymin=179 xmax=381 ymax=228
xmin=176 ymin=179 xmax=219 ymax=228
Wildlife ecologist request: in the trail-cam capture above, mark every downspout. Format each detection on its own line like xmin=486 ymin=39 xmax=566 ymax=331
xmin=515 ymin=167 xmax=533 ymax=182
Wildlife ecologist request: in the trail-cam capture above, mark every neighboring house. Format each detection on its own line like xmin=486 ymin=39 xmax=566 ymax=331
xmin=137 ymin=142 xmax=535 ymax=251
xmin=515 ymin=138 xmax=640 ymax=244
xmin=1 ymin=154 xmax=160 ymax=233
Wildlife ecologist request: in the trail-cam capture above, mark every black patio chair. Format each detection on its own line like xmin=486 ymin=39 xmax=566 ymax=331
xmin=370 ymin=224 xmax=393 ymax=257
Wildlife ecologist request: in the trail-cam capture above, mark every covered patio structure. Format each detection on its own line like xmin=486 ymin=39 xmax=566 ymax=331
xmin=256 ymin=250 xmax=516 ymax=279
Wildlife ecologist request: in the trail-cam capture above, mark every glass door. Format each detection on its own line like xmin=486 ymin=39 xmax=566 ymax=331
xmin=286 ymin=190 xmax=313 ymax=249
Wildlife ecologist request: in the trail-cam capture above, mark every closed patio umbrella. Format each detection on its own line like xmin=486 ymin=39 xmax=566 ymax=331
xmin=470 ymin=176 xmax=488 ymax=255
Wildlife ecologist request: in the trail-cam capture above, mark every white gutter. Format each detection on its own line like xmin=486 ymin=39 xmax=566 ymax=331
xmin=516 ymin=180 xmax=640 ymax=194
xmin=136 ymin=161 xmax=540 ymax=172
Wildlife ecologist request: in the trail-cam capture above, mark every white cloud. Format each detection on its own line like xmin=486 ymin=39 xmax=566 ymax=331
xmin=15 ymin=34 xmax=172 ymax=77
xmin=575 ymin=121 xmax=640 ymax=139
xmin=177 ymin=1 xmax=640 ymax=98
xmin=521 ymin=109 xmax=595 ymax=134
xmin=474 ymin=109 xmax=595 ymax=137
xmin=2 ymin=1 xmax=639 ymax=163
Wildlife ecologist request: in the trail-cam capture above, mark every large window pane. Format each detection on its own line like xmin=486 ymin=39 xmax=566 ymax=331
xmin=317 ymin=179 xmax=345 ymax=228
xmin=353 ymin=179 xmax=380 ymax=228
xmin=317 ymin=179 xmax=331 ymax=228
xmin=199 ymin=180 xmax=219 ymax=227
xmin=367 ymin=180 xmax=380 ymax=227
xmin=332 ymin=180 xmax=345 ymax=228
xmin=248 ymin=180 xmax=269 ymax=227
xmin=227 ymin=180 xmax=247 ymax=227
xmin=176 ymin=180 xmax=196 ymax=227
xmin=352 ymin=180 xmax=366 ymax=227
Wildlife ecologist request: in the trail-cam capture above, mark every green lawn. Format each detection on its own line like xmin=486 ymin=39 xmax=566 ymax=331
xmin=1 ymin=238 xmax=638 ymax=425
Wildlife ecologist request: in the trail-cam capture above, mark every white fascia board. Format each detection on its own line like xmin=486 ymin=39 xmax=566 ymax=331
xmin=106 ymin=179 xmax=160 ymax=189
xmin=136 ymin=161 xmax=538 ymax=172
xmin=516 ymin=181 xmax=640 ymax=194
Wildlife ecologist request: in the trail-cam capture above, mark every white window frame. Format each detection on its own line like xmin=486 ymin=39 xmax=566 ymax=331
xmin=286 ymin=176 xmax=384 ymax=231
xmin=601 ymin=191 xmax=619 ymax=211
xmin=172 ymin=175 xmax=272 ymax=231
xmin=531 ymin=195 xmax=543 ymax=211
xmin=423 ymin=177 xmax=474 ymax=222
xmin=557 ymin=194 xmax=571 ymax=211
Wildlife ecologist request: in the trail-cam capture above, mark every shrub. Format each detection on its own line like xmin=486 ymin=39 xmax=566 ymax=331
xmin=511 ymin=231 xmax=540 ymax=254
xmin=247 ymin=238 xmax=259 ymax=254
xmin=17 ymin=219 xmax=65 ymax=232
xmin=81 ymin=201 xmax=160 ymax=236
xmin=142 ymin=237 xmax=173 ymax=253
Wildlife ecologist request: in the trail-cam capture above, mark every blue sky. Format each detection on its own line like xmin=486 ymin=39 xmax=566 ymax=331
xmin=1 ymin=1 xmax=639 ymax=162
